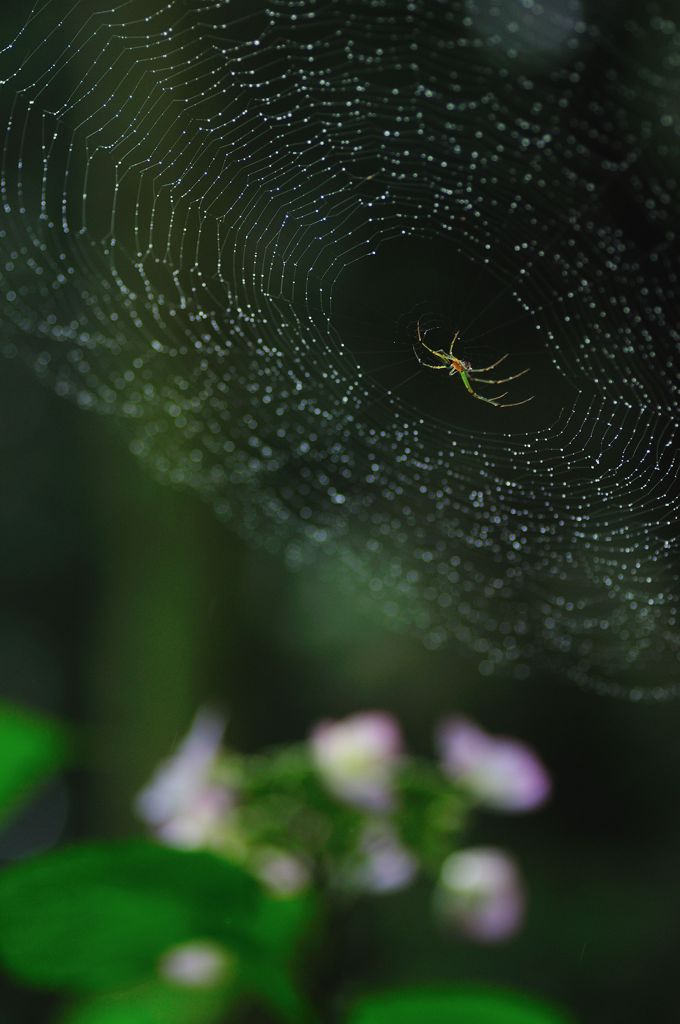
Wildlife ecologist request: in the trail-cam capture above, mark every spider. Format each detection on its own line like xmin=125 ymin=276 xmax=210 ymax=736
xmin=414 ymin=321 xmax=532 ymax=408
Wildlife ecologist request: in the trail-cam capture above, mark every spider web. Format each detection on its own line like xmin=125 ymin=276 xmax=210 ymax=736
xmin=1 ymin=0 xmax=680 ymax=698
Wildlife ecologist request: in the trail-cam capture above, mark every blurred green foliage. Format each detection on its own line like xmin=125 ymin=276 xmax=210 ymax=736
xmin=0 ymin=702 xmax=67 ymax=826
xmin=0 ymin=840 xmax=314 ymax=1021
xmin=61 ymin=983 xmax=232 ymax=1024
xmin=0 ymin=843 xmax=259 ymax=991
xmin=0 ymin=829 xmax=574 ymax=1024
xmin=346 ymin=986 xmax=574 ymax=1024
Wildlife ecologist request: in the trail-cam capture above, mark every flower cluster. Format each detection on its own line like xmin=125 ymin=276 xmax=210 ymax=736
xmin=136 ymin=709 xmax=550 ymax=943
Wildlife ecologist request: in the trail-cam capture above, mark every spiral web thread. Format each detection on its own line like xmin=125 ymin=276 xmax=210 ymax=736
xmin=1 ymin=0 xmax=680 ymax=697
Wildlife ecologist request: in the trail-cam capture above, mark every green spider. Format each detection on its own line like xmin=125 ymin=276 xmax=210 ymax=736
xmin=414 ymin=321 xmax=532 ymax=408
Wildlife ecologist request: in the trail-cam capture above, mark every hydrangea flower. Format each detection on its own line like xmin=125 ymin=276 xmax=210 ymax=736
xmin=348 ymin=821 xmax=419 ymax=894
xmin=436 ymin=847 xmax=525 ymax=943
xmin=135 ymin=708 xmax=235 ymax=849
xmin=309 ymin=711 xmax=402 ymax=812
xmin=437 ymin=716 xmax=551 ymax=812
xmin=252 ymin=848 xmax=311 ymax=896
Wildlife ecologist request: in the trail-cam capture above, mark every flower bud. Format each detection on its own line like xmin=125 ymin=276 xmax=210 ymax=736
xmin=253 ymin=848 xmax=311 ymax=896
xmin=160 ymin=941 xmax=234 ymax=988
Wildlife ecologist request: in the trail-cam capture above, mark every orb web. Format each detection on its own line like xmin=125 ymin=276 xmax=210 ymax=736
xmin=1 ymin=0 xmax=680 ymax=698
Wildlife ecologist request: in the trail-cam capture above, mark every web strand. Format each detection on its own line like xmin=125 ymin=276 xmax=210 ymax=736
xmin=0 ymin=0 xmax=679 ymax=698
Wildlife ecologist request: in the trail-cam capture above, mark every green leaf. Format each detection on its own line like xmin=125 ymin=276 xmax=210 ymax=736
xmin=346 ymin=986 xmax=575 ymax=1024
xmin=61 ymin=981 xmax=235 ymax=1024
xmin=250 ymin=890 xmax=317 ymax=957
xmin=0 ymin=841 xmax=260 ymax=992
xmin=239 ymin=893 xmax=319 ymax=1023
xmin=0 ymin=701 xmax=68 ymax=825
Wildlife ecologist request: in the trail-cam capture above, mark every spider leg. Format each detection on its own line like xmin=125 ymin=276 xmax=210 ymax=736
xmin=412 ymin=341 xmax=450 ymax=370
xmin=459 ymin=369 xmax=509 ymax=404
xmin=467 ymin=354 xmax=509 ymax=374
xmin=468 ymin=368 xmax=530 ymax=385
xmin=470 ymin=388 xmax=511 ymax=404
xmin=493 ymin=396 xmax=534 ymax=408
xmin=416 ymin=320 xmax=447 ymax=360
xmin=448 ymin=330 xmax=460 ymax=358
